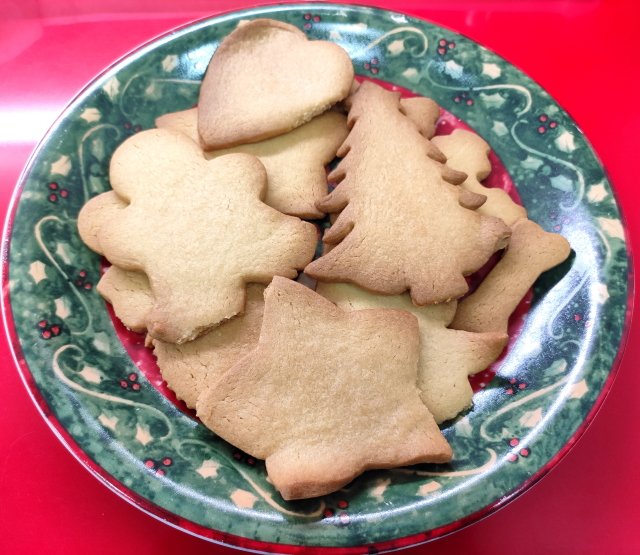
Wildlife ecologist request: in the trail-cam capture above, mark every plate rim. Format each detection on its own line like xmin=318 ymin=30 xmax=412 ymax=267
xmin=1 ymin=2 xmax=635 ymax=552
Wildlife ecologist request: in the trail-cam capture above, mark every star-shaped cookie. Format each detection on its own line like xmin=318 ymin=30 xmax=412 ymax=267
xmin=197 ymin=277 xmax=452 ymax=500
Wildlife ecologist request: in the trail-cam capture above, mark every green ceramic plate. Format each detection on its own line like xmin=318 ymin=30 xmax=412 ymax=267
xmin=2 ymin=3 xmax=630 ymax=552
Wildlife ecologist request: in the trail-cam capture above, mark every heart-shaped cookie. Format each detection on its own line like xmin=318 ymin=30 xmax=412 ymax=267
xmin=198 ymin=19 xmax=354 ymax=149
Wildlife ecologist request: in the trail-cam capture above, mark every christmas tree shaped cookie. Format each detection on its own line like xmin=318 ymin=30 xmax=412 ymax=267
xmin=346 ymin=81 xmax=440 ymax=139
xmin=197 ymin=277 xmax=452 ymax=500
xmin=317 ymin=282 xmax=508 ymax=423
xmin=95 ymin=128 xmax=317 ymax=343
xmin=432 ymin=129 xmax=527 ymax=226
xmin=305 ymin=81 xmax=511 ymax=305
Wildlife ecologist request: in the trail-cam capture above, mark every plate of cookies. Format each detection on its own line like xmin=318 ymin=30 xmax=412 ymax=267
xmin=3 ymin=3 xmax=630 ymax=552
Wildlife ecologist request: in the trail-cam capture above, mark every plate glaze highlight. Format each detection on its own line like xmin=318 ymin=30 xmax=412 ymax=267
xmin=2 ymin=4 xmax=630 ymax=552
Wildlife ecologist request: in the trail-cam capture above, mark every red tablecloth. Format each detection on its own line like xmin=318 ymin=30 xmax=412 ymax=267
xmin=1 ymin=1 xmax=638 ymax=553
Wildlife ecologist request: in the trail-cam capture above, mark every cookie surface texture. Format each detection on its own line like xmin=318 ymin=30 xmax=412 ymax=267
xmin=432 ymin=129 xmax=527 ymax=226
xmin=158 ymin=108 xmax=348 ymax=218
xmin=97 ymin=267 xmax=153 ymax=333
xmin=211 ymin=111 xmax=348 ymax=218
xmin=97 ymin=128 xmax=317 ymax=344
xmin=198 ymin=19 xmax=354 ymax=149
xmin=152 ymin=284 xmax=265 ymax=409
xmin=77 ymin=190 xmax=127 ymax=254
xmin=317 ymin=282 xmax=507 ymax=423
xmin=196 ymin=277 xmax=452 ymax=500
xmin=345 ymin=85 xmax=440 ymax=139
xmin=305 ymin=81 xmax=511 ymax=305
xmin=451 ymin=218 xmax=571 ymax=333
xmin=399 ymin=96 xmax=440 ymax=139
xmin=155 ymin=108 xmax=199 ymax=141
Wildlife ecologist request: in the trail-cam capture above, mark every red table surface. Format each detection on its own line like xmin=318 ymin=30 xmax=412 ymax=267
xmin=1 ymin=1 xmax=638 ymax=553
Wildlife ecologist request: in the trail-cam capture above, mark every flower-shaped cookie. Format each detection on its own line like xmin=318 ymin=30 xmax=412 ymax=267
xmin=157 ymin=107 xmax=348 ymax=218
xmin=451 ymin=218 xmax=571 ymax=334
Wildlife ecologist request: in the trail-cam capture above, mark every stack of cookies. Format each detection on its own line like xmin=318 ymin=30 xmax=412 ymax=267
xmin=77 ymin=19 xmax=571 ymax=500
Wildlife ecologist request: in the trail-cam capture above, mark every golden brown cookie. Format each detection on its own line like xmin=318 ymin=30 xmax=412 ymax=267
xmin=95 ymin=128 xmax=317 ymax=344
xmin=198 ymin=19 xmax=354 ymax=149
xmin=345 ymin=82 xmax=440 ymax=138
xmin=96 ymin=265 xmax=265 ymax=407
xmin=432 ymin=129 xmax=527 ymax=226
xmin=155 ymin=107 xmax=199 ymax=139
xmin=77 ymin=190 xmax=127 ymax=254
xmin=97 ymin=266 xmax=152 ymax=333
xmin=79 ymin=194 xmax=153 ymax=333
xmin=157 ymin=107 xmax=348 ymax=218
xmin=152 ymin=284 xmax=265 ymax=409
xmin=305 ymin=81 xmax=511 ymax=305
xmin=399 ymin=96 xmax=440 ymax=139
xmin=197 ymin=277 xmax=452 ymax=500
xmin=316 ymin=282 xmax=507 ymax=423
xmin=451 ymin=218 xmax=571 ymax=334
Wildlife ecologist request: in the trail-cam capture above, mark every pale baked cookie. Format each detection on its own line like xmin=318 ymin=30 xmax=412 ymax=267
xmin=96 ymin=266 xmax=152 ymax=333
xmin=316 ymin=282 xmax=507 ymax=423
xmin=155 ymin=108 xmax=199 ymax=139
xmin=198 ymin=19 xmax=354 ymax=149
xmin=345 ymin=81 xmax=440 ymax=138
xmin=157 ymin=108 xmax=348 ymax=218
xmin=399 ymin=96 xmax=440 ymax=139
xmin=152 ymin=284 xmax=265 ymax=409
xmin=79 ymin=193 xmax=153 ymax=332
xmin=77 ymin=190 xmax=127 ymax=254
xmin=196 ymin=277 xmax=452 ymax=500
xmin=342 ymin=81 xmax=440 ymax=139
xmin=432 ymin=129 xmax=527 ymax=226
xmin=97 ymin=266 xmax=265 ymax=405
xmin=305 ymin=81 xmax=511 ymax=305
xmin=451 ymin=218 xmax=571 ymax=334
xmin=96 ymin=128 xmax=317 ymax=344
